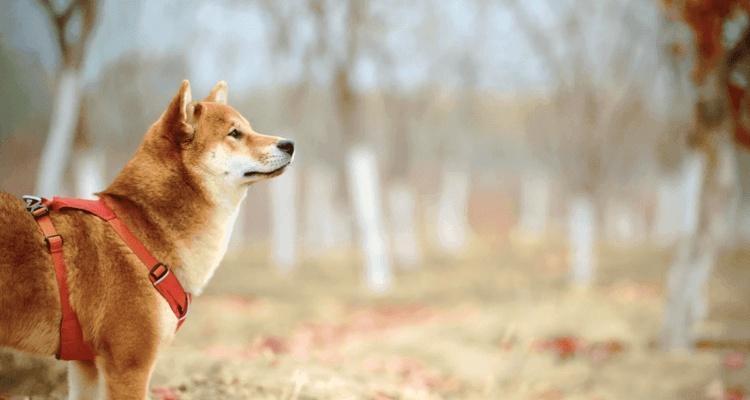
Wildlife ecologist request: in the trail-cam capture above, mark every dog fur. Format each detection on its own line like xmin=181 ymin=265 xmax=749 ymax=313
xmin=0 ymin=80 xmax=293 ymax=399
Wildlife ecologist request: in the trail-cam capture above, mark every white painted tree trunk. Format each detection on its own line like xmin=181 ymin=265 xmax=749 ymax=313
xmin=661 ymin=142 xmax=739 ymax=350
xmin=661 ymin=150 xmax=708 ymax=350
xmin=517 ymin=172 xmax=550 ymax=238
xmin=269 ymin=165 xmax=298 ymax=272
xmin=680 ymin=153 xmax=706 ymax=237
xmin=347 ymin=146 xmax=392 ymax=292
xmin=72 ymin=148 xmax=105 ymax=199
xmin=653 ymin=155 xmax=705 ymax=246
xmin=738 ymin=206 xmax=750 ymax=243
xmin=435 ymin=165 xmax=472 ymax=254
xmin=735 ymin=151 xmax=750 ymax=243
xmin=653 ymin=173 xmax=684 ymax=245
xmin=36 ymin=68 xmax=82 ymax=197
xmin=304 ymin=164 xmax=351 ymax=254
xmin=387 ymin=181 xmax=422 ymax=268
xmin=662 ymin=236 xmax=715 ymax=349
xmin=604 ymin=199 xmax=646 ymax=245
xmin=568 ymin=195 xmax=596 ymax=286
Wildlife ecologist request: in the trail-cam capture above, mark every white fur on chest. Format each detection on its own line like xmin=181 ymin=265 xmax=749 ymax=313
xmin=157 ymin=296 xmax=177 ymax=344
xmin=176 ymin=201 xmax=242 ymax=294
xmin=176 ymin=145 xmax=251 ymax=295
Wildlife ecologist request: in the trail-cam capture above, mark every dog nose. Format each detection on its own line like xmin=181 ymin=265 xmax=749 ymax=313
xmin=277 ymin=140 xmax=295 ymax=156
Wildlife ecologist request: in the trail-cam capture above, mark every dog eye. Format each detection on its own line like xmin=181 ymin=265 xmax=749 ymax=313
xmin=228 ymin=129 xmax=242 ymax=139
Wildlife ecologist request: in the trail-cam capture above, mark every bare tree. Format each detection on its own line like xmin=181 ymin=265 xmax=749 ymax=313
xmin=508 ymin=0 xmax=663 ymax=285
xmin=298 ymin=0 xmax=394 ymax=291
xmin=380 ymin=88 xmax=433 ymax=268
xmin=371 ymin=2 xmax=436 ymax=268
xmin=658 ymin=1 xmax=747 ymax=350
xmin=342 ymin=0 xmax=393 ymax=291
xmin=256 ymin=0 xmax=307 ymax=271
xmin=34 ymin=0 xmax=98 ymax=197
xmin=296 ymin=0 xmax=356 ymax=256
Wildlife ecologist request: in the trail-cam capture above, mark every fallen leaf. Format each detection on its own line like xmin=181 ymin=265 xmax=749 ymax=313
xmin=723 ymin=352 xmax=746 ymax=370
xmin=726 ymin=386 xmax=745 ymax=400
xmin=533 ymin=336 xmax=583 ymax=359
xmin=587 ymin=340 xmax=625 ymax=362
xmin=152 ymin=386 xmax=180 ymax=400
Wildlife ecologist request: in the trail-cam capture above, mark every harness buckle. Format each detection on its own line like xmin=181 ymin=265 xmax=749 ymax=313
xmin=149 ymin=263 xmax=170 ymax=286
xmin=45 ymin=234 xmax=63 ymax=252
xmin=22 ymin=195 xmax=48 ymax=218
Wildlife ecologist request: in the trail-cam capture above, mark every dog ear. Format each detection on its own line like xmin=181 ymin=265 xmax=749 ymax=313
xmin=161 ymin=80 xmax=195 ymax=145
xmin=204 ymin=80 xmax=228 ymax=104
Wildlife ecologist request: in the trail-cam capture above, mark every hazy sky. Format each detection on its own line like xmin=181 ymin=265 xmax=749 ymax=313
xmin=0 ymin=0 xmax=551 ymax=95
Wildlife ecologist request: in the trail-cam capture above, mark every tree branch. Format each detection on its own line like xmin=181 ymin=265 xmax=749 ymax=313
xmin=505 ymin=0 xmax=568 ymax=87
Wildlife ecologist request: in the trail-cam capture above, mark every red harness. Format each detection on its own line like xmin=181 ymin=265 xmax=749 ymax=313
xmin=22 ymin=196 xmax=191 ymax=361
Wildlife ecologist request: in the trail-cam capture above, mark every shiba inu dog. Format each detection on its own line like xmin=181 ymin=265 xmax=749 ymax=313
xmin=0 ymin=80 xmax=294 ymax=399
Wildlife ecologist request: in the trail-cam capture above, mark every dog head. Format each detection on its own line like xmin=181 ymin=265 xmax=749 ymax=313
xmin=154 ymin=80 xmax=294 ymax=190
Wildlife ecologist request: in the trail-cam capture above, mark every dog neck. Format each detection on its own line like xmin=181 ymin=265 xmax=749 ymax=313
xmin=100 ymin=140 xmax=247 ymax=295
xmin=176 ymin=169 xmax=248 ymax=295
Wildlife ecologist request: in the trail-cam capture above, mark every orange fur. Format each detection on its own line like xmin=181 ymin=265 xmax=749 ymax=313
xmin=0 ymin=80 xmax=293 ymax=399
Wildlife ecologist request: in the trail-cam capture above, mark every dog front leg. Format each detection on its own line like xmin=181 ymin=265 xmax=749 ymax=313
xmin=68 ymin=360 xmax=100 ymax=400
xmin=100 ymin=352 xmax=157 ymax=400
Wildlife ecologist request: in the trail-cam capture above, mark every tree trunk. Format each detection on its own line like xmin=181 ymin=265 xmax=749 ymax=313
xmin=517 ymin=171 xmax=550 ymax=239
xmin=661 ymin=150 xmax=708 ymax=350
xmin=679 ymin=153 xmax=706 ymax=236
xmin=660 ymin=58 xmax=741 ymax=350
xmin=733 ymin=151 xmax=750 ymax=243
xmin=72 ymin=147 xmax=105 ymax=199
xmin=304 ymin=163 xmax=351 ymax=254
xmin=661 ymin=138 xmax=739 ymax=350
xmin=384 ymin=97 xmax=422 ymax=268
xmin=653 ymin=167 xmax=686 ymax=246
xmin=662 ymin=229 xmax=715 ymax=349
xmin=347 ymin=146 xmax=392 ymax=292
xmin=35 ymin=68 xmax=82 ymax=197
xmin=653 ymin=175 xmax=680 ymax=245
xmin=387 ymin=180 xmax=421 ymax=268
xmin=604 ymin=198 xmax=638 ymax=245
xmin=435 ymin=163 xmax=471 ymax=254
xmin=269 ymin=164 xmax=298 ymax=272
xmin=568 ymin=194 xmax=596 ymax=286
xmin=654 ymin=153 xmax=706 ymax=248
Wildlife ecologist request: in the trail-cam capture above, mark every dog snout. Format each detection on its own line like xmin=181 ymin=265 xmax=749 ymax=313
xmin=277 ymin=140 xmax=295 ymax=156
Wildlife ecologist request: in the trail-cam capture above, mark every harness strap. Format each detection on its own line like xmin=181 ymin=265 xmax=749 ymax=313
xmin=48 ymin=198 xmax=191 ymax=328
xmin=24 ymin=199 xmax=95 ymax=360
xmin=23 ymin=195 xmax=191 ymax=361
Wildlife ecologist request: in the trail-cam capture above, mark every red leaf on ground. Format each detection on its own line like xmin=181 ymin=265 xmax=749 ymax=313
xmin=587 ymin=340 xmax=625 ymax=362
xmin=252 ymin=335 xmax=288 ymax=355
xmin=498 ymin=337 xmax=516 ymax=351
xmin=723 ymin=352 xmax=746 ymax=370
xmin=363 ymin=355 xmax=462 ymax=392
xmin=726 ymin=387 xmax=746 ymax=400
xmin=533 ymin=336 xmax=583 ymax=359
xmin=533 ymin=336 xmax=626 ymax=362
xmin=280 ymin=304 xmax=442 ymax=356
xmin=152 ymin=386 xmax=180 ymax=400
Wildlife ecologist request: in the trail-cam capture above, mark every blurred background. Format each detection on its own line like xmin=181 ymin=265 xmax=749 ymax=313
xmin=1 ymin=0 xmax=750 ymax=399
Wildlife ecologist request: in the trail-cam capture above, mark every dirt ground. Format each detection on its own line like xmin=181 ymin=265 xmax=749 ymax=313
xmin=2 ymin=239 xmax=749 ymax=399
